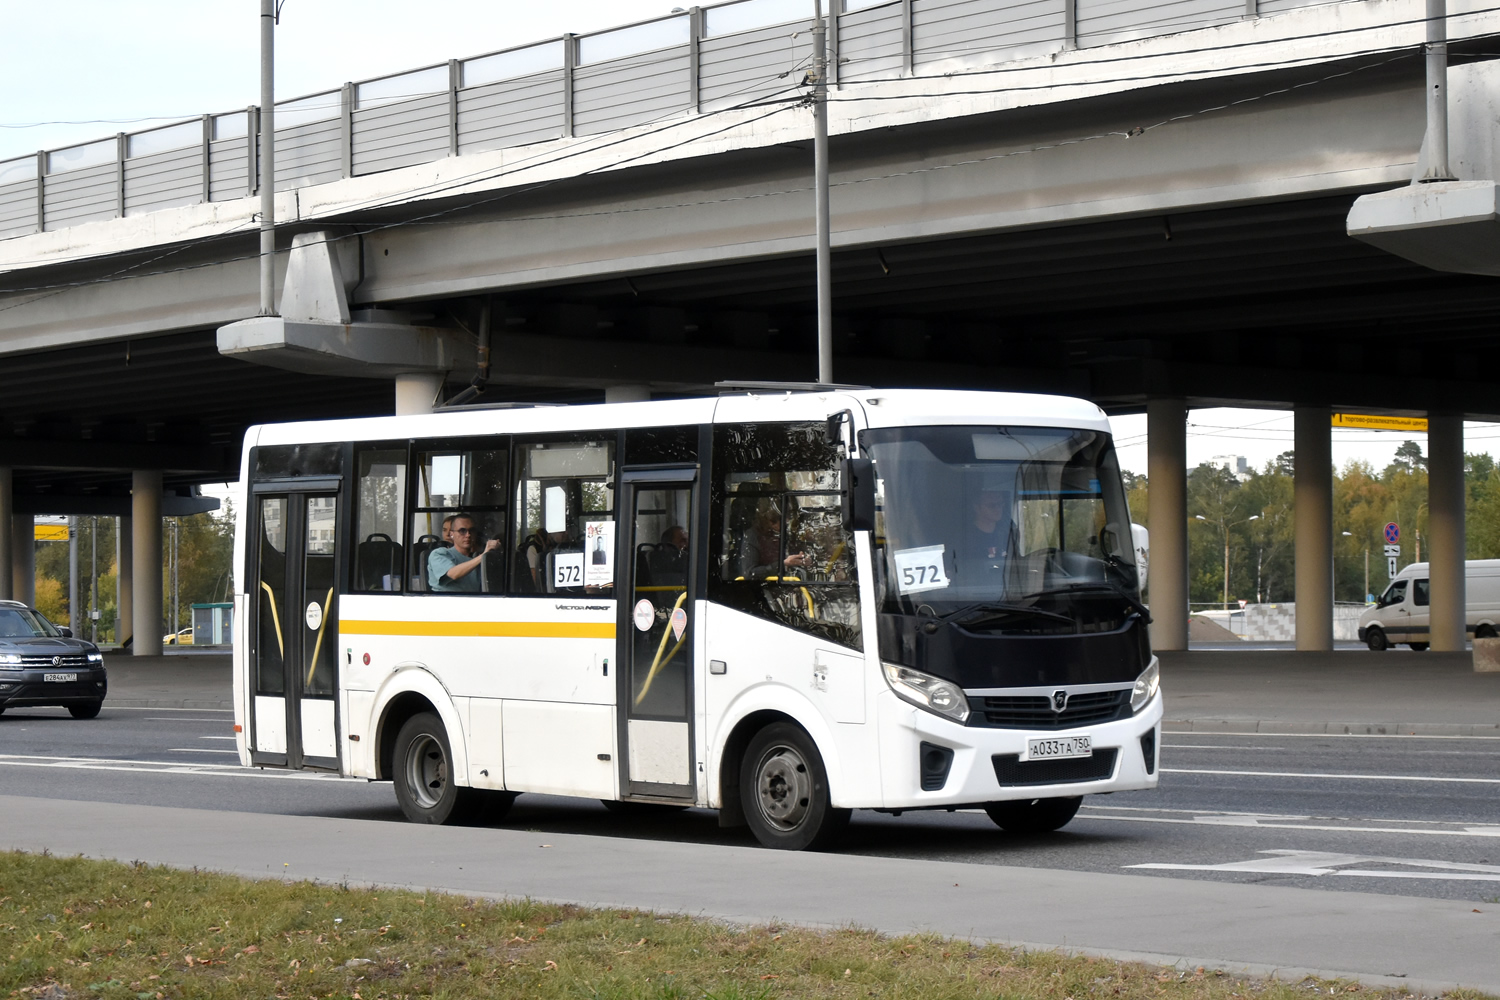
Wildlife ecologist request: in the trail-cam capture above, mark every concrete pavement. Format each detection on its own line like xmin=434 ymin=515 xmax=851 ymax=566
xmin=1 ymin=793 xmax=1495 ymax=994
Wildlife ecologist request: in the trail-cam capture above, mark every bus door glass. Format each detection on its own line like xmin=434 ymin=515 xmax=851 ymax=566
xmin=250 ymin=487 xmax=342 ymax=770
xmin=617 ymin=467 xmax=698 ymax=799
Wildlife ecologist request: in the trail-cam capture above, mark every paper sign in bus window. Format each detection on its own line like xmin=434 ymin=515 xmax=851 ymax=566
xmin=553 ymin=551 xmax=584 ymax=589
xmin=893 ymin=544 xmax=949 ymax=594
xmin=584 ymin=520 xmax=614 ymax=585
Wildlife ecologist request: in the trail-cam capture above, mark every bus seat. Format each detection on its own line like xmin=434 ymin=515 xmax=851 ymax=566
xmin=409 ymin=534 xmax=443 ymax=592
xmin=356 ymin=532 xmax=403 ymax=591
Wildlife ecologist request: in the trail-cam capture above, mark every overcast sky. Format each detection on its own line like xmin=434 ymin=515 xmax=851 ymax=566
xmin=9 ymin=3 xmax=1494 ymax=487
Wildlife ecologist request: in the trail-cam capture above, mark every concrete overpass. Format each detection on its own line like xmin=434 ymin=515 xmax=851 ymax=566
xmin=2 ymin=0 xmax=1498 ymax=654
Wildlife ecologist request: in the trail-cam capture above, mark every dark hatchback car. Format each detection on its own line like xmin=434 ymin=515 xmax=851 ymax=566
xmin=0 ymin=600 xmax=107 ymax=718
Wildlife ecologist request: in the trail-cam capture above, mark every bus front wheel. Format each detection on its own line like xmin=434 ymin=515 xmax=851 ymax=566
xmin=740 ymin=723 xmax=849 ymax=851
xmin=393 ymin=712 xmax=477 ymax=825
xmin=984 ymin=796 xmax=1082 ymax=834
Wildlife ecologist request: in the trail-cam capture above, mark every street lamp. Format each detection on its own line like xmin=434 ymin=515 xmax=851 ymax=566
xmin=1196 ymin=513 xmax=1260 ymax=611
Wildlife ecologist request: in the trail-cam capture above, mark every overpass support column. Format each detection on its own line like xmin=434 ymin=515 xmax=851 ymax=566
xmin=1294 ymin=406 xmax=1333 ymax=650
xmin=1147 ymin=398 xmax=1188 ymax=651
xmin=394 ymin=374 xmax=444 ymax=416
xmin=117 ymin=516 xmax=133 ymax=647
xmin=605 ymin=384 xmax=650 ymax=403
xmin=0 ymin=467 xmax=11 ymax=601
xmin=11 ymin=514 xmax=34 ymax=607
xmin=1427 ymin=414 xmax=1467 ymax=651
xmin=132 ymin=471 xmax=163 ymax=657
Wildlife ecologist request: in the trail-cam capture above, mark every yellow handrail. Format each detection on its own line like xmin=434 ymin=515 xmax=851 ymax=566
xmin=306 ymin=587 xmax=335 ymax=688
xmin=259 ymin=581 xmax=284 ymax=657
xmin=634 ymin=591 xmax=688 ymax=707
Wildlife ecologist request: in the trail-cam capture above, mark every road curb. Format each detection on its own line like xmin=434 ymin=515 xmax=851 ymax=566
xmin=1165 ymin=719 xmax=1500 ymax=737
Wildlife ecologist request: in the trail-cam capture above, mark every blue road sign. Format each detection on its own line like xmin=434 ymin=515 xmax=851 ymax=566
xmin=1384 ymin=522 xmax=1400 ymax=544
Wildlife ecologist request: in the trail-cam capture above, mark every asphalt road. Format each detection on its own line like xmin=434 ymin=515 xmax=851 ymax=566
xmin=1 ymin=705 xmax=1496 ymax=903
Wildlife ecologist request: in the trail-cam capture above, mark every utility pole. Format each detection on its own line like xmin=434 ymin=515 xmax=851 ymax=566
xmin=258 ymin=0 xmax=278 ymax=315
xmin=89 ymin=516 xmax=97 ymax=644
xmin=171 ymin=519 xmax=180 ymax=641
xmin=811 ymin=0 xmax=832 ymax=384
xmin=1421 ymin=0 xmax=1455 ymax=182
xmin=68 ymin=516 xmax=79 ymax=636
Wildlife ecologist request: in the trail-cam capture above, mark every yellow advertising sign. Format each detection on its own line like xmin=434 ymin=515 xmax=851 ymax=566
xmin=1331 ymin=413 xmax=1429 ymax=433
xmin=33 ymin=524 xmax=69 ymax=541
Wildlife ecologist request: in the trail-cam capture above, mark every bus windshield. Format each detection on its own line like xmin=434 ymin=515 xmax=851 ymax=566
xmin=864 ymin=425 xmax=1138 ymax=627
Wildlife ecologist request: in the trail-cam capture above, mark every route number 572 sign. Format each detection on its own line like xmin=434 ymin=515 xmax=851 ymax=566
xmin=893 ymin=544 xmax=950 ymax=595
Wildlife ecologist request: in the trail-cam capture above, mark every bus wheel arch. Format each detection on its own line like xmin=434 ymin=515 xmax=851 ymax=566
xmin=738 ymin=720 xmax=850 ymax=850
xmin=376 ymin=690 xmax=438 ymax=781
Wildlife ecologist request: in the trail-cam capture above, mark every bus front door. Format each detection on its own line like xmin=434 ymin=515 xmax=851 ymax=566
xmin=617 ymin=468 xmax=698 ymax=801
xmin=249 ymin=490 xmax=341 ymax=771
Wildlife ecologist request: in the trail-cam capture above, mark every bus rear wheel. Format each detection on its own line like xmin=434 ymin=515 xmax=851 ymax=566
xmin=984 ymin=796 xmax=1082 ymax=834
xmin=393 ymin=712 xmax=477 ymax=825
xmin=1408 ymin=642 xmax=1429 ymax=651
xmin=1365 ymin=628 xmax=1389 ymax=651
xmin=740 ymin=723 xmax=848 ymax=851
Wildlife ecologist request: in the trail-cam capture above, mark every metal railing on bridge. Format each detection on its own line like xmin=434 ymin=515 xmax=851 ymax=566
xmin=0 ymin=0 xmax=1342 ymax=240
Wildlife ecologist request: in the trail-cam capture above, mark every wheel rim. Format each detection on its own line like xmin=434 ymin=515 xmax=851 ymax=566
xmin=753 ymin=743 xmax=812 ymax=831
xmin=404 ymin=733 xmax=447 ymax=810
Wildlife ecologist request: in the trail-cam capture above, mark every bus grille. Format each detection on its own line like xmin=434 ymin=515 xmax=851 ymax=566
xmin=970 ymin=690 xmax=1129 ymax=729
xmin=991 ymin=748 xmax=1119 ymax=786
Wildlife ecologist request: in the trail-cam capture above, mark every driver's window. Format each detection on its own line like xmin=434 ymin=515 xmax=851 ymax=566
xmin=1381 ymin=580 xmax=1408 ymax=607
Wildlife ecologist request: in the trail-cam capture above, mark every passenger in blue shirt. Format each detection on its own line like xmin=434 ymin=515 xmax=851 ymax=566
xmin=428 ymin=513 xmax=498 ymax=592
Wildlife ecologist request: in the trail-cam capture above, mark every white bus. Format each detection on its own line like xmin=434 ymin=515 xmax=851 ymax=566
xmin=231 ymin=388 xmax=1161 ymax=850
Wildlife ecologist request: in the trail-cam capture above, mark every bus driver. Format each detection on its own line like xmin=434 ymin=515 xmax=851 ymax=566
xmin=428 ymin=513 xmax=499 ymax=592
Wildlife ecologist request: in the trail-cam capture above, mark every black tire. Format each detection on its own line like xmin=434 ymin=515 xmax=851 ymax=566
xmin=739 ymin=722 xmax=849 ymax=851
xmin=984 ymin=796 xmax=1083 ymax=834
xmin=68 ymin=701 xmax=102 ymax=720
xmin=1476 ymin=625 xmax=1497 ymax=639
xmin=1365 ymin=628 xmax=1389 ymax=651
xmin=1408 ymin=642 xmax=1429 ymax=651
xmin=392 ymin=712 xmax=478 ymax=825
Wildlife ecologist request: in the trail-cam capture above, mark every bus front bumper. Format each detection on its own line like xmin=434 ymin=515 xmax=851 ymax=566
xmin=869 ymin=688 xmax=1163 ymax=810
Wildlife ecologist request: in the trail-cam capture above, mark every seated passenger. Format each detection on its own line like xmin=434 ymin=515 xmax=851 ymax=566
xmin=427 ymin=513 xmax=498 ymax=592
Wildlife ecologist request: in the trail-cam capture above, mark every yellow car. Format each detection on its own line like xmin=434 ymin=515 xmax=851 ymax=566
xmin=162 ymin=627 xmax=193 ymax=645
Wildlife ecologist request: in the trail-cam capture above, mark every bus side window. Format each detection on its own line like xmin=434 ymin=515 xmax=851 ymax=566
xmin=352 ymin=446 xmax=407 ymax=592
xmin=1413 ymin=579 xmax=1429 ymax=607
xmin=409 ymin=440 xmax=509 ymax=595
xmin=512 ymin=436 xmax=616 ymax=596
xmin=709 ymin=422 xmax=861 ymax=651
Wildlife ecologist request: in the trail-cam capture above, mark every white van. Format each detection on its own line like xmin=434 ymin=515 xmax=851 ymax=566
xmin=1358 ymin=559 xmax=1500 ymax=650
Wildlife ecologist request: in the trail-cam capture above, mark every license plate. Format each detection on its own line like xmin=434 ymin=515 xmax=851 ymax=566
xmin=1026 ymin=735 xmax=1092 ymax=760
xmin=43 ymin=673 xmax=78 ymax=683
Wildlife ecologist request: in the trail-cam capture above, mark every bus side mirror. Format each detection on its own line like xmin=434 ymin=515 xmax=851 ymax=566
xmin=842 ymin=458 xmax=876 ymax=532
xmin=1131 ymin=523 xmax=1150 ymax=588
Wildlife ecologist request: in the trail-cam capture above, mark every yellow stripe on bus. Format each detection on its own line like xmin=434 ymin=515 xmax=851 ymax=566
xmin=338 ymin=620 xmax=616 ymax=639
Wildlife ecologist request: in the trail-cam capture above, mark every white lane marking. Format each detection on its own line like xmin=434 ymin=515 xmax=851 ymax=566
xmin=166 ymin=748 xmax=239 ymax=754
xmin=1080 ymin=811 xmax=1500 ymax=838
xmin=1129 ymin=849 xmax=1500 ymax=881
xmin=1163 ymin=730 xmax=1500 ymax=741
xmin=1161 ymin=767 xmax=1500 ymax=784
xmin=197 ymin=736 xmax=237 ymax=741
xmin=0 ymin=754 xmax=339 ymax=781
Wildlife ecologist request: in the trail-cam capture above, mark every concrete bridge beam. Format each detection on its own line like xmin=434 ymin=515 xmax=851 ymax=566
xmin=1295 ymin=406 xmax=1334 ymax=651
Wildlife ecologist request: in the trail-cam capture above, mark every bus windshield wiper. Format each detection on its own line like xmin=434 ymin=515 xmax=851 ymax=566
xmin=935 ymin=602 xmax=1076 ymax=628
xmin=1031 ymin=582 xmax=1152 ymax=624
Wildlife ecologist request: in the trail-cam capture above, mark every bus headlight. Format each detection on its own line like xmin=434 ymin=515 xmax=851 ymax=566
xmin=1130 ymin=658 xmax=1160 ymax=713
xmin=882 ymin=663 xmax=970 ymax=724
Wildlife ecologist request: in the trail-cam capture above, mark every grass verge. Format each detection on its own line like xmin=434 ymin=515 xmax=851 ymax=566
xmin=0 ymin=850 xmax=1489 ymax=1000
